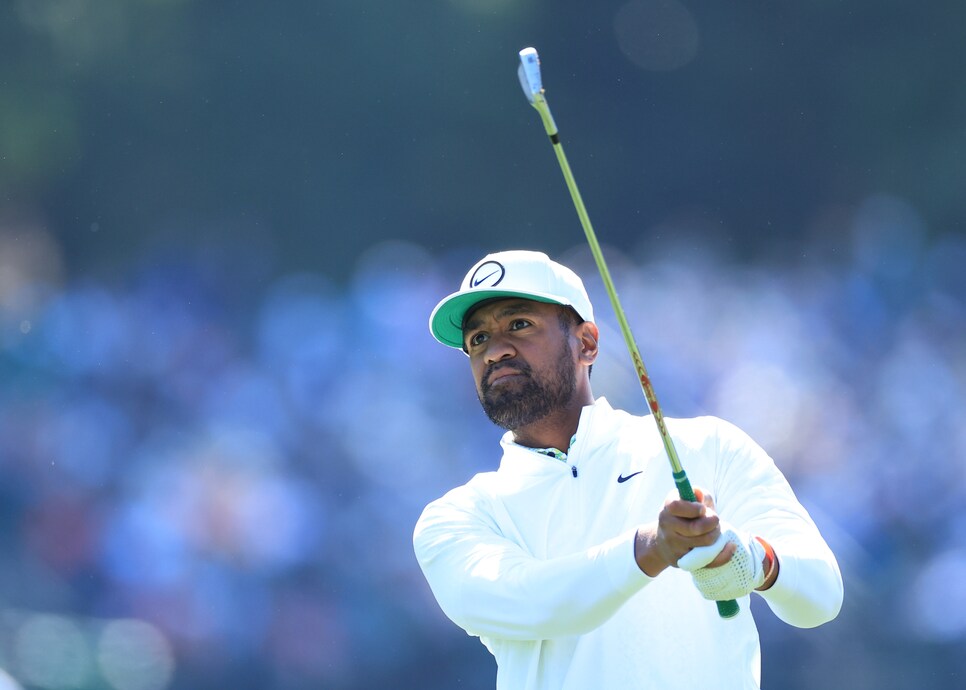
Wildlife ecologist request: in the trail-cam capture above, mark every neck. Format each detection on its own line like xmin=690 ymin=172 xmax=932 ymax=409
xmin=511 ymin=394 xmax=594 ymax=452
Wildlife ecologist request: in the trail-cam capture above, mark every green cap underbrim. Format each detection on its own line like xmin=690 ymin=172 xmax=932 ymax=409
xmin=429 ymin=289 xmax=569 ymax=349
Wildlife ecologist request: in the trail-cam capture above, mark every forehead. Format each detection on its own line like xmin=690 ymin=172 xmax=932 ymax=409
xmin=462 ymin=299 xmax=557 ymax=331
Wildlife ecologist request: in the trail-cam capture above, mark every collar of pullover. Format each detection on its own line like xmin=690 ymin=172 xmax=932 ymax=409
xmin=497 ymin=397 xmax=617 ymax=475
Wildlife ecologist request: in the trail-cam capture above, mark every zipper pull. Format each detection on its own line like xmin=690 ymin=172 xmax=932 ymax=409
xmin=571 ymin=466 xmax=578 ymax=478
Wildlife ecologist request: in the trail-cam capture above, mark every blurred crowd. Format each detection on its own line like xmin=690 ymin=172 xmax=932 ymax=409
xmin=0 ymin=192 xmax=964 ymax=689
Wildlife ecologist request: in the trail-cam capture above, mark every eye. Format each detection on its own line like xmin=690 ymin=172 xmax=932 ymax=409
xmin=467 ymin=331 xmax=488 ymax=348
xmin=509 ymin=319 xmax=531 ymax=331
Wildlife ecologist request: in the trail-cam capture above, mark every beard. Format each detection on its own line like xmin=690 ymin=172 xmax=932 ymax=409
xmin=478 ymin=341 xmax=577 ymax=431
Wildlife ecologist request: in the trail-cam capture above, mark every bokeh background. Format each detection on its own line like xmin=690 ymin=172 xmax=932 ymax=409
xmin=2 ymin=1 xmax=964 ymax=688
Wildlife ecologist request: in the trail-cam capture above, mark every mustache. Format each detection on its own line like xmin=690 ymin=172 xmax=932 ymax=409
xmin=482 ymin=361 xmax=532 ymax=391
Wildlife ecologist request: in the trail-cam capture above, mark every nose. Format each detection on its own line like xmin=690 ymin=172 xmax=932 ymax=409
xmin=483 ymin=332 xmax=516 ymax=364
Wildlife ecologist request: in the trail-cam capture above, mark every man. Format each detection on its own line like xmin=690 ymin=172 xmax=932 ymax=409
xmin=413 ymin=250 xmax=843 ymax=689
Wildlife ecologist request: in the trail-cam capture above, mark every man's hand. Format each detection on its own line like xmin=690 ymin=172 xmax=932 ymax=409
xmin=678 ymin=525 xmax=770 ymax=600
xmin=635 ymin=488 xmax=727 ymax=577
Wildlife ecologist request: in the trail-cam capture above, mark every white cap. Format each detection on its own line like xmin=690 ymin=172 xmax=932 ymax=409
xmin=429 ymin=250 xmax=595 ymax=349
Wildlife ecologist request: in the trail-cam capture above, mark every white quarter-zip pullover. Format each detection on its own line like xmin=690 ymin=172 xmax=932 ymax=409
xmin=414 ymin=398 xmax=842 ymax=689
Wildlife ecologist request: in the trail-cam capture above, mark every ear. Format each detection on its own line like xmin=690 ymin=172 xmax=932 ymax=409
xmin=576 ymin=321 xmax=599 ymax=365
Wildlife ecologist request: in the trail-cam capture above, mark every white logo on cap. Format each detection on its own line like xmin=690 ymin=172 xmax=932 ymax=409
xmin=469 ymin=261 xmax=505 ymax=288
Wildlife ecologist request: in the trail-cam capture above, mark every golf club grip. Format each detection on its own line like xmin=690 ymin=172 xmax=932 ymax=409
xmin=716 ymin=599 xmax=740 ymax=618
xmin=674 ymin=470 xmax=740 ymax=618
xmin=672 ymin=469 xmax=696 ymax=502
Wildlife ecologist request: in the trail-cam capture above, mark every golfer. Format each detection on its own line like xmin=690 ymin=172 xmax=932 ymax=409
xmin=414 ymin=250 xmax=843 ymax=689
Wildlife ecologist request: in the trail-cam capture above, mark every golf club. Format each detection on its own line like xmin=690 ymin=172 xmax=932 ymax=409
xmin=517 ymin=46 xmax=740 ymax=620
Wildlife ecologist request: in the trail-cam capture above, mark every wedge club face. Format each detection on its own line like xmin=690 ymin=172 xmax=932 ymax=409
xmin=517 ymin=47 xmax=557 ymax=135
xmin=518 ymin=47 xmax=543 ymax=102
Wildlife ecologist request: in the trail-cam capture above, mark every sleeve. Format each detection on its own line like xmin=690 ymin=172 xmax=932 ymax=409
xmin=711 ymin=419 xmax=844 ymax=629
xmin=413 ymin=486 xmax=653 ymax=641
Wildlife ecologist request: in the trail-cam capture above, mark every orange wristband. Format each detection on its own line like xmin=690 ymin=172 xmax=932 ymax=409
xmin=755 ymin=536 xmax=778 ymax=589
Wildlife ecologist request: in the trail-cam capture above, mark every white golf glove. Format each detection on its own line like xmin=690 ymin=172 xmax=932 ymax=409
xmin=677 ymin=524 xmax=767 ymax=601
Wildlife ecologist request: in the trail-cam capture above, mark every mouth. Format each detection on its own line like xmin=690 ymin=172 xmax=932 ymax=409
xmin=484 ymin=366 xmax=527 ymax=389
xmin=489 ymin=371 xmax=522 ymax=386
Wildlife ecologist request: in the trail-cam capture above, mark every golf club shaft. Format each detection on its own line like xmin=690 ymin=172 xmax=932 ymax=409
xmin=547 ymin=124 xmax=687 ymax=483
xmin=519 ymin=48 xmax=739 ymax=619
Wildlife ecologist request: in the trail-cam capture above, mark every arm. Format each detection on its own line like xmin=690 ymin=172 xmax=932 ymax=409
xmin=713 ymin=420 xmax=844 ymax=628
xmin=413 ymin=488 xmax=651 ymax=641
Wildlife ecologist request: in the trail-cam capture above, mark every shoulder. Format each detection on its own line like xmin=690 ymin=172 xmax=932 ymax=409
xmin=664 ymin=415 xmax=760 ymax=455
xmin=600 ymin=400 xmax=743 ymax=441
xmin=413 ymin=471 xmax=505 ymax=554
xmin=596 ymin=403 xmax=753 ymax=453
xmin=664 ymin=414 xmax=729 ymax=440
xmin=416 ymin=471 xmax=501 ymax=523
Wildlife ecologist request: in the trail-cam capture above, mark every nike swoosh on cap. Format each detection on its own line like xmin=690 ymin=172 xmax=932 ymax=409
xmin=472 ymin=270 xmax=501 ymax=287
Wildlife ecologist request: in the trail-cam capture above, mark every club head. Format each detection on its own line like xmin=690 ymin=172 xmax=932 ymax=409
xmin=518 ymin=47 xmax=543 ymax=103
